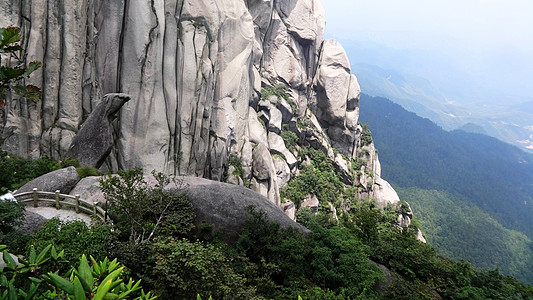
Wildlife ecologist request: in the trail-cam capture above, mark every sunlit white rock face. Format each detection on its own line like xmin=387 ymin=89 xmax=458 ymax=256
xmin=0 ymin=0 xmax=398 ymax=207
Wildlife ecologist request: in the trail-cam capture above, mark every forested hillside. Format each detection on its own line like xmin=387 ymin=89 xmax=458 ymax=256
xmin=360 ymin=94 xmax=533 ymax=283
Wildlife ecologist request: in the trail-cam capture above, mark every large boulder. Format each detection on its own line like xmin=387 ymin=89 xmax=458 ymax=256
xmin=65 ymin=93 xmax=131 ymax=168
xmin=180 ymin=176 xmax=309 ymax=242
xmin=69 ymin=176 xmax=105 ymax=204
xmin=17 ymin=167 xmax=80 ymax=194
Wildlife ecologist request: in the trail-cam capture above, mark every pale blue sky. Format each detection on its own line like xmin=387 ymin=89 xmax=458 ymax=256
xmin=321 ymin=0 xmax=533 ymax=53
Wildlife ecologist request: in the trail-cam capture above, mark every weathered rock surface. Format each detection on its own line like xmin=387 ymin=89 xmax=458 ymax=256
xmin=69 ymin=176 xmax=105 ymax=204
xmin=1 ymin=0 xmax=407 ymax=222
xmin=181 ymin=176 xmax=309 ymax=242
xmin=301 ymin=194 xmax=319 ymax=213
xmin=65 ymin=93 xmax=130 ymax=168
xmin=17 ymin=167 xmax=80 ymax=194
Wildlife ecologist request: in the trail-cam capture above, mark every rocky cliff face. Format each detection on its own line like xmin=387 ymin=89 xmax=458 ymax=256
xmin=0 ymin=0 xmax=400 ymax=209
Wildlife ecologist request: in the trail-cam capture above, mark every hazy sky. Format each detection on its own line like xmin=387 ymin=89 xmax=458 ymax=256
xmin=321 ymin=0 xmax=533 ymax=53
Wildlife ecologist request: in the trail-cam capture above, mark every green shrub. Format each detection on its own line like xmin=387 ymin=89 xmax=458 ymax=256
xmin=281 ymin=129 xmax=299 ymax=152
xmin=261 ymin=84 xmax=290 ymax=102
xmin=76 ymin=166 xmax=100 ymax=178
xmin=30 ymin=218 xmax=114 ymax=273
xmin=99 ymin=169 xmax=195 ymax=243
xmin=0 ymin=200 xmax=28 ymax=253
xmin=0 ymin=199 xmax=24 ymax=234
xmin=228 ymin=155 xmax=244 ymax=177
xmin=0 ymin=150 xmax=62 ymax=193
xmin=152 ymin=237 xmax=253 ymax=300
xmin=281 ymin=148 xmax=344 ymax=209
xmin=359 ymin=122 xmax=373 ymax=146
xmin=60 ymin=156 xmax=79 ymax=168
xmin=0 ymin=26 xmax=42 ymax=105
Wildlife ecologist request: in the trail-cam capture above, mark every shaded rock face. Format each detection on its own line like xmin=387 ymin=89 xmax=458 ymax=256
xmin=181 ymin=176 xmax=309 ymax=242
xmin=17 ymin=167 xmax=80 ymax=194
xmin=65 ymin=93 xmax=130 ymax=168
xmin=1 ymin=0 xmax=399 ymax=209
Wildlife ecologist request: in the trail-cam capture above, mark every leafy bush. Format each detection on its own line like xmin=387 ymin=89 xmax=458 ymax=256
xmin=281 ymin=128 xmax=299 ymax=152
xmin=0 ymin=150 xmax=62 ymax=193
xmin=0 ymin=244 xmax=154 ymax=300
xmin=30 ymin=218 xmax=114 ymax=273
xmin=76 ymin=166 xmax=100 ymax=178
xmin=99 ymin=169 xmax=195 ymax=243
xmin=0 ymin=199 xmax=29 ymax=252
xmin=151 ymin=237 xmax=253 ymax=300
xmin=359 ymin=122 xmax=373 ymax=146
xmin=261 ymin=84 xmax=290 ymax=102
xmin=281 ymin=148 xmax=344 ymax=209
xmin=0 ymin=199 xmax=24 ymax=234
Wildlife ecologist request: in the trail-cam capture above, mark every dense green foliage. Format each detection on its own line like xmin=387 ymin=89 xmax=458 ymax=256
xmin=281 ymin=148 xmax=344 ymax=209
xmin=30 ymin=218 xmax=114 ymax=272
xmin=397 ymin=187 xmax=533 ymax=283
xmin=0 ymin=150 xmax=80 ymax=193
xmin=0 ymin=199 xmax=24 ymax=234
xmin=360 ymin=94 xmax=533 ymax=283
xmin=281 ymin=127 xmax=299 ymax=152
xmin=3 ymin=156 xmax=533 ymax=298
xmin=0 ymin=244 xmax=154 ymax=299
xmin=151 ymin=237 xmax=253 ymax=299
xmin=99 ymin=169 xmax=195 ymax=243
xmin=0 ymin=150 xmax=60 ymax=193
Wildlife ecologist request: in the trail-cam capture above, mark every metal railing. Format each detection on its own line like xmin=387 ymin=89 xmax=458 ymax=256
xmin=13 ymin=188 xmax=108 ymax=222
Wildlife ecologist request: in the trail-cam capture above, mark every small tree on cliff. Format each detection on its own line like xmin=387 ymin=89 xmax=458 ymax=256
xmin=98 ymin=169 xmax=195 ymax=243
xmin=0 ymin=26 xmax=42 ymax=107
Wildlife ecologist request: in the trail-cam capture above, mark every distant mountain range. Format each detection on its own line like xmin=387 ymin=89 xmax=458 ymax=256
xmin=338 ymin=39 xmax=533 ymax=151
xmin=359 ymin=94 xmax=533 ymax=283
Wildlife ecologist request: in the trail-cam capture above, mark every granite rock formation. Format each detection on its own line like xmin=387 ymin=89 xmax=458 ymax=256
xmin=65 ymin=93 xmax=130 ymax=168
xmin=1 ymin=0 xmax=400 ymax=208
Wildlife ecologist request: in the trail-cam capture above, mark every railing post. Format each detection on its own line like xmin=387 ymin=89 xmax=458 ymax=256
xmin=55 ymin=190 xmax=60 ymax=209
xmin=93 ymin=202 xmax=98 ymax=219
xmin=105 ymin=201 xmax=108 ymax=223
xmin=75 ymin=194 xmax=80 ymax=214
xmin=32 ymin=188 xmax=38 ymax=208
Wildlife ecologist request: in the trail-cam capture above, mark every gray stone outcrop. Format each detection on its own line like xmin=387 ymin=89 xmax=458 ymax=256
xmin=65 ymin=93 xmax=130 ymax=168
xmin=181 ymin=176 xmax=309 ymax=242
xmin=1 ymin=0 xmax=404 ymax=216
xmin=17 ymin=167 xmax=80 ymax=194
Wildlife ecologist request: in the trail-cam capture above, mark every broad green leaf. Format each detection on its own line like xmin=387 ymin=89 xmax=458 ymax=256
xmin=108 ymin=258 xmax=119 ymax=272
xmin=28 ymin=247 xmax=36 ymax=264
xmin=0 ymin=245 xmax=6 ymax=251
xmin=77 ymin=254 xmax=93 ymax=292
xmin=0 ymin=27 xmax=20 ymax=49
xmin=1 ymin=275 xmax=8 ymax=286
xmin=0 ymin=66 xmax=24 ymax=80
xmin=91 ymin=256 xmax=101 ymax=275
xmin=35 ymin=244 xmax=51 ymax=265
xmin=12 ymin=85 xmax=41 ymax=102
xmin=92 ymin=267 xmax=124 ymax=300
xmin=50 ymin=246 xmax=57 ymax=260
xmin=48 ymin=272 xmax=74 ymax=295
xmin=103 ymin=292 xmax=119 ymax=299
xmin=72 ymin=277 xmax=86 ymax=300
xmin=23 ymin=61 xmax=42 ymax=78
xmin=2 ymin=251 xmax=16 ymax=269
xmin=7 ymin=283 xmax=16 ymax=300
xmin=28 ymin=277 xmax=42 ymax=284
